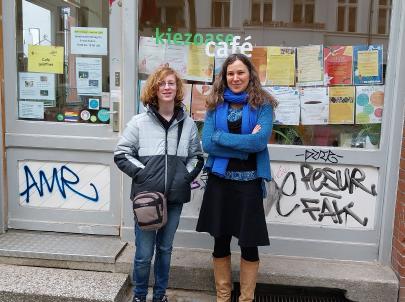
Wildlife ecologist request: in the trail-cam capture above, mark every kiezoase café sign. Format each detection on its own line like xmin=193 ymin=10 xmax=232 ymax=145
xmin=154 ymin=28 xmax=253 ymax=58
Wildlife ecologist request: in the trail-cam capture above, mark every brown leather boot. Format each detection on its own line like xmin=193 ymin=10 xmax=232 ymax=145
xmin=213 ymin=256 xmax=232 ymax=302
xmin=239 ymin=258 xmax=259 ymax=302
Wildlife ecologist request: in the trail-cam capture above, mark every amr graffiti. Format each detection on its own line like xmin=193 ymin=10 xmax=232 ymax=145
xmin=20 ymin=164 xmax=99 ymax=203
xmin=274 ymin=163 xmax=377 ymax=227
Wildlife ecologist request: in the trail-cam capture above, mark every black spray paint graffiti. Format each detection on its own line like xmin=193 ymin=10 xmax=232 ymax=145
xmin=20 ymin=165 xmax=99 ymax=203
xmin=296 ymin=149 xmax=344 ymax=164
xmin=276 ymin=163 xmax=377 ymax=226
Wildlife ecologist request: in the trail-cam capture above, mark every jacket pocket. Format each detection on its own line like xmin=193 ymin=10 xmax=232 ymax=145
xmin=167 ymin=158 xmax=191 ymax=204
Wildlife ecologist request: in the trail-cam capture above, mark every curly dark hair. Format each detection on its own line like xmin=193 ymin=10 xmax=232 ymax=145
xmin=206 ymin=53 xmax=278 ymax=110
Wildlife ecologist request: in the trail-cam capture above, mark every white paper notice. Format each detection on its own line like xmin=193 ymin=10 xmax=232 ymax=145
xmin=19 ymin=72 xmax=56 ymax=102
xmin=19 ymin=101 xmax=44 ymax=119
xmin=300 ymin=87 xmax=329 ymax=125
xmin=138 ymin=36 xmax=165 ymax=74
xmin=165 ymin=44 xmax=187 ymax=77
xmin=71 ymin=27 xmax=108 ymax=55
xmin=76 ymin=57 xmax=102 ymax=96
xmin=264 ymin=87 xmax=300 ymax=125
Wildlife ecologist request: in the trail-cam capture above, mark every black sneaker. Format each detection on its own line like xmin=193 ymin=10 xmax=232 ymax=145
xmin=133 ymin=297 xmax=146 ymax=302
xmin=152 ymin=295 xmax=168 ymax=302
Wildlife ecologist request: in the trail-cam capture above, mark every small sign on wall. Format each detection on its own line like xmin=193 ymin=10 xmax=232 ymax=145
xmin=18 ymin=160 xmax=110 ymax=211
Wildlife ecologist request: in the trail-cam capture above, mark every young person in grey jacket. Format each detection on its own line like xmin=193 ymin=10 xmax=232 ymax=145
xmin=114 ymin=66 xmax=203 ymax=302
xmin=196 ymin=54 xmax=277 ymax=302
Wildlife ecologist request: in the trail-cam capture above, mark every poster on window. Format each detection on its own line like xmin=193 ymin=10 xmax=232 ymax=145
xmin=191 ymin=84 xmax=212 ymax=121
xmin=251 ymin=47 xmax=267 ymax=85
xmin=353 ymin=45 xmax=383 ymax=85
xmin=138 ymin=36 xmax=166 ymax=75
xmin=296 ymin=45 xmax=324 ymax=86
xmin=355 ymin=85 xmax=384 ymax=124
xmin=71 ymin=27 xmax=108 ymax=55
xmin=264 ymin=86 xmax=300 ymax=125
xmin=324 ymin=46 xmax=353 ymax=86
xmin=299 ymin=87 xmax=329 ymax=125
xmin=266 ymin=47 xmax=295 ymax=86
xmin=19 ymin=72 xmax=56 ymax=104
xmin=329 ymin=86 xmax=355 ymax=124
xmin=76 ymin=57 xmax=102 ymax=96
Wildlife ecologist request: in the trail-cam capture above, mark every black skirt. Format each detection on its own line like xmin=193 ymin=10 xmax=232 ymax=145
xmin=196 ymin=173 xmax=270 ymax=247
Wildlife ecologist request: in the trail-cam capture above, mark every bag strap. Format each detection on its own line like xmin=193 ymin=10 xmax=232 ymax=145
xmin=176 ymin=119 xmax=184 ymax=154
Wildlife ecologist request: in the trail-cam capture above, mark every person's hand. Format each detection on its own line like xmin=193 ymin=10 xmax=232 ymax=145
xmin=252 ymin=124 xmax=261 ymax=134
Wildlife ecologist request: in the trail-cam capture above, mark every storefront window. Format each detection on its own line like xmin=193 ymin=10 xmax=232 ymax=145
xmin=137 ymin=0 xmax=390 ymax=150
xmin=16 ymin=0 xmax=110 ymax=124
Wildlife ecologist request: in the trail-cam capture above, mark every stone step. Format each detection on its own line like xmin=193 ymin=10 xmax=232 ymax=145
xmin=0 ymin=264 xmax=130 ymax=302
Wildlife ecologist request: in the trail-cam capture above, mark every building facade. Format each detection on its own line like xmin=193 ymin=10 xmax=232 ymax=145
xmin=1 ymin=0 xmax=405 ymax=298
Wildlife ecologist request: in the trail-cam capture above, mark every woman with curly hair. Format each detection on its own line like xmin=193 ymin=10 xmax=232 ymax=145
xmin=196 ymin=53 xmax=277 ymax=302
xmin=115 ymin=66 xmax=204 ymax=302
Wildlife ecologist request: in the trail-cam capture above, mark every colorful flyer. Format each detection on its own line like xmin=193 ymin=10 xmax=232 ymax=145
xmin=76 ymin=57 xmax=102 ymax=96
xmin=353 ymin=45 xmax=383 ymax=85
xmin=186 ymin=44 xmax=214 ymax=82
xmin=264 ymin=86 xmax=300 ymax=125
xmin=266 ymin=47 xmax=295 ymax=86
xmin=28 ymin=45 xmax=64 ymax=74
xmin=299 ymin=87 xmax=329 ymax=125
xmin=324 ymin=46 xmax=353 ymax=85
xmin=191 ymin=84 xmax=212 ymax=121
xmin=138 ymin=36 xmax=165 ymax=75
xmin=329 ymin=86 xmax=355 ymax=124
xmin=296 ymin=45 xmax=324 ymax=86
xmin=251 ymin=47 xmax=267 ymax=85
xmin=355 ymin=86 xmax=384 ymax=124
xmin=19 ymin=72 xmax=56 ymax=103
xmin=18 ymin=101 xmax=44 ymax=119
xmin=71 ymin=27 xmax=108 ymax=55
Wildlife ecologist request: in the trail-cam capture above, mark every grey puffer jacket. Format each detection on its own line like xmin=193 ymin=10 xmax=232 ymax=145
xmin=114 ymin=107 xmax=204 ymax=204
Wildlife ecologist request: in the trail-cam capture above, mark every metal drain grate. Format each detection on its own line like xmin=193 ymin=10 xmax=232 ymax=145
xmin=231 ymin=283 xmax=353 ymax=302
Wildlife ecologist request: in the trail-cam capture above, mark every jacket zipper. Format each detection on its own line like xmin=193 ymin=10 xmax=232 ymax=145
xmin=164 ymin=128 xmax=168 ymax=196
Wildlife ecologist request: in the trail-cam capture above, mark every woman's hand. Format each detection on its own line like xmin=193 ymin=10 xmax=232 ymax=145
xmin=252 ymin=124 xmax=261 ymax=134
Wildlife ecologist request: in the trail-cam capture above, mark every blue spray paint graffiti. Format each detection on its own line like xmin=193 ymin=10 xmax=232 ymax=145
xmin=20 ymin=165 xmax=99 ymax=203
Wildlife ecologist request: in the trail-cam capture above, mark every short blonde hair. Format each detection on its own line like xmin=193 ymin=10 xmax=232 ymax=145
xmin=140 ymin=66 xmax=184 ymax=108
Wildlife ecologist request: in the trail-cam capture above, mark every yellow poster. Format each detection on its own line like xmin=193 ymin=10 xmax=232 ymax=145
xmin=357 ymin=50 xmax=378 ymax=77
xmin=28 ymin=45 xmax=64 ymax=74
xmin=186 ymin=44 xmax=214 ymax=82
xmin=329 ymin=86 xmax=355 ymax=124
xmin=266 ymin=47 xmax=295 ymax=86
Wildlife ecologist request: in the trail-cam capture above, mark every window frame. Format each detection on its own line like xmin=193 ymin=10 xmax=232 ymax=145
xmin=336 ymin=0 xmax=358 ymax=32
xmin=292 ymin=0 xmax=315 ymax=24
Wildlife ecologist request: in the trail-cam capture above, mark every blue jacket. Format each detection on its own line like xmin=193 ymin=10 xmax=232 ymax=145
xmin=202 ymin=103 xmax=273 ymax=181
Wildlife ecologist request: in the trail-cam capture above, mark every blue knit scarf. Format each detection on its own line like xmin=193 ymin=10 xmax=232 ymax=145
xmin=211 ymin=88 xmax=258 ymax=177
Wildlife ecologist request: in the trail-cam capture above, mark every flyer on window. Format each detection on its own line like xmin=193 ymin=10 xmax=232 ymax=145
xmin=264 ymin=86 xmax=300 ymax=125
xmin=329 ymin=86 xmax=355 ymax=124
xmin=28 ymin=45 xmax=64 ymax=74
xmin=251 ymin=47 xmax=267 ymax=85
xmin=19 ymin=72 xmax=56 ymax=104
xmin=18 ymin=101 xmax=44 ymax=119
xmin=324 ymin=46 xmax=353 ymax=85
xmin=296 ymin=45 xmax=324 ymax=86
xmin=71 ymin=27 xmax=108 ymax=55
xmin=138 ymin=36 xmax=166 ymax=75
xmin=183 ymin=83 xmax=192 ymax=116
xmin=355 ymin=85 xmax=384 ymax=124
xmin=186 ymin=44 xmax=214 ymax=83
xmin=165 ymin=43 xmax=188 ymax=77
xmin=299 ymin=87 xmax=329 ymax=125
xmin=266 ymin=47 xmax=295 ymax=86
xmin=353 ymin=45 xmax=383 ymax=85
xmin=76 ymin=57 xmax=102 ymax=96
xmin=191 ymin=84 xmax=212 ymax=121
